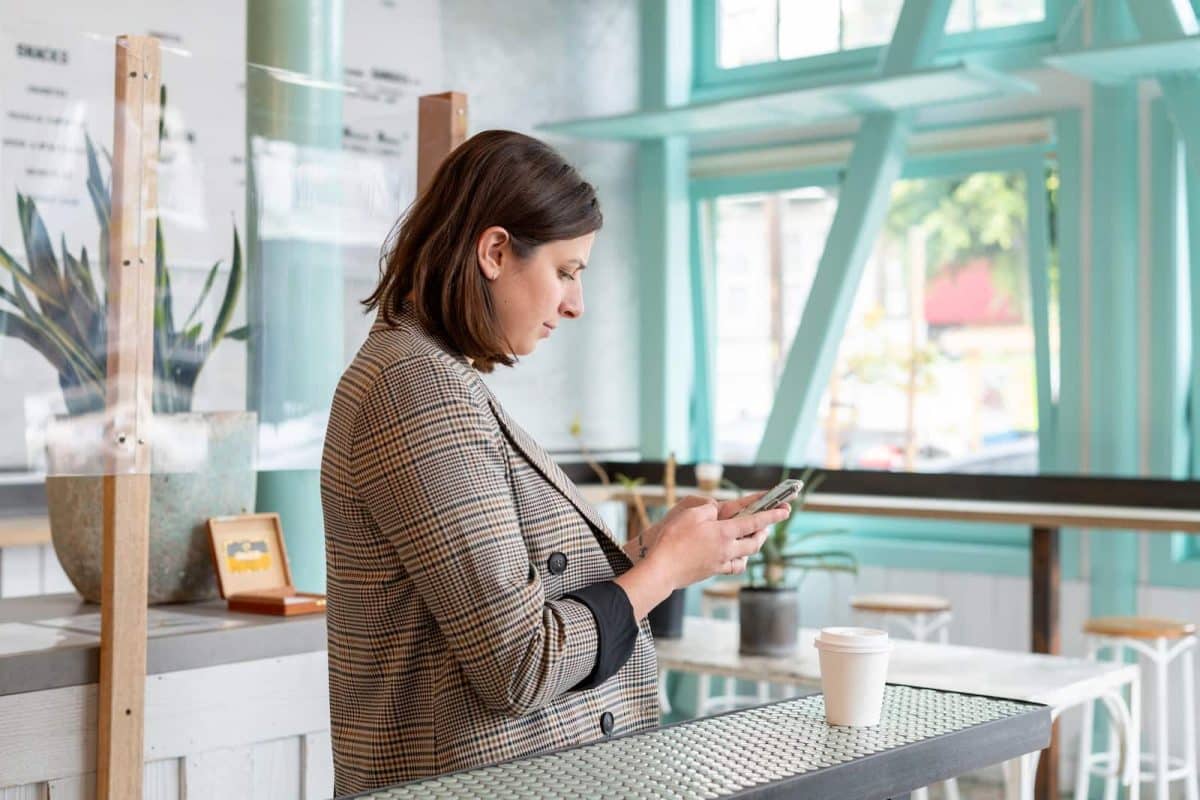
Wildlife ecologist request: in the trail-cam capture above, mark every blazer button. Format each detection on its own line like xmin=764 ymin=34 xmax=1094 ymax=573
xmin=547 ymin=552 xmax=568 ymax=575
xmin=600 ymin=711 xmax=614 ymax=736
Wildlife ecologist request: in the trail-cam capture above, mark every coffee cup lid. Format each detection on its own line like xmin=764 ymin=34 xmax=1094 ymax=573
xmin=814 ymin=626 xmax=892 ymax=653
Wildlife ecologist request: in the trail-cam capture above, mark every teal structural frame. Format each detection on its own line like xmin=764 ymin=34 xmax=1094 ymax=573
xmin=639 ymin=0 xmax=694 ymax=460
xmin=1086 ymin=0 xmax=1140 ymax=619
xmin=690 ymin=0 xmax=1065 ymax=101
xmin=688 ymin=199 xmax=715 ymax=461
xmin=245 ymin=0 xmax=345 ymax=592
xmin=1145 ymin=100 xmax=1200 ymax=587
xmin=755 ymin=0 xmax=953 ymax=465
xmin=1124 ymin=0 xmax=1200 ymax=181
xmin=1052 ymin=111 xmax=1084 ymax=583
xmin=1024 ymin=153 xmax=1056 ymax=473
xmin=690 ymin=142 xmax=1050 ymax=573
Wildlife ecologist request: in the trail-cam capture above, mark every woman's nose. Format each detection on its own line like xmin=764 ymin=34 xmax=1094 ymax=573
xmin=560 ymin=284 xmax=584 ymax=319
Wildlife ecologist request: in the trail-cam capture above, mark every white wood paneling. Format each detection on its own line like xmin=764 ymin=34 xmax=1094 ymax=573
xmin=143 ymin=653 xmax=328 ymax=761
xmin=0 ymin=786 xmax=46 ymax=800
xmin=183 ymin=747 xmax=253 ymax=799
xmin=45 ymin=775 xmax=88 ymax=800
xmin=250 ymin=738 xmax=300 ymax=800
xmin=301 ymin=731 xmax=333 ymax=800
xmin=0 ymin=652 xmax=328 ymax=787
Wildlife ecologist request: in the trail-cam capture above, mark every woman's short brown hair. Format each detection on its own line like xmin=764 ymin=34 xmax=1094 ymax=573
xmin=364 ymin=130 xmax=602 ymax=372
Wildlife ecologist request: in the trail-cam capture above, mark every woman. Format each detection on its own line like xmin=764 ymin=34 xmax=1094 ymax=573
xmin=320 ymin=130 xmax=788 ymax=795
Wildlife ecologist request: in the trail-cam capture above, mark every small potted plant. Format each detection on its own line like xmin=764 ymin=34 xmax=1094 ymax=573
xmin=739 ymin=469 xmax=857 ymax=656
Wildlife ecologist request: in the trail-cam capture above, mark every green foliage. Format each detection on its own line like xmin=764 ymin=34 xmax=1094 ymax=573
xmin=0 ymin=85 xmax=247 ymax=415
xmin=885 ymin=171 xmax=1030 ymax=319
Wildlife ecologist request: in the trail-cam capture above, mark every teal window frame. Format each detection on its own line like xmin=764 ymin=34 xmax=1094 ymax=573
xmin=692 ymin=0 xmax=1066 ymax=99
xmin=689 ymin=135 xmax=1057 ymax=575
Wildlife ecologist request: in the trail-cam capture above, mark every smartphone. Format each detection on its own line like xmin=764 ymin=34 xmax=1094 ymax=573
xmin=734 ymin=478 xmax=804 ymax=518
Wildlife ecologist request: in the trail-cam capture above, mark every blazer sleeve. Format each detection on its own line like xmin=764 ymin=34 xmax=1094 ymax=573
xmin=352 ymin=355 xmax=630 ymax=716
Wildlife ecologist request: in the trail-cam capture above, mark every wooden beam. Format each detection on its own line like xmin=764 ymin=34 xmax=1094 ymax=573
xmin=417 ymin=92 xmax=468 ymax=197
xmin=755 ymin=0 xmax=952 ymax=464
xmin=1031 ymin=525 xmax=1060 ymax=800
xmin=97 ymin=34 xmax=160 ymax=800
xmin=0 ymin=516 xmax=51 ymax=548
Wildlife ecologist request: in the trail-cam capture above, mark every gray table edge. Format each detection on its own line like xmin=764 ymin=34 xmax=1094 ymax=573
xmin=0 ymin=593 xmax=327 ymax=697
xmin=341 ymin=686 xmax=1051 ymax=800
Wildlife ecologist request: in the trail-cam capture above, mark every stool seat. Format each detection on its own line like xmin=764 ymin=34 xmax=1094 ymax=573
xmin=850 ymin=593 xmax=951 ymax=614
xmin=1083 ymin=616 xmax=1196 ymax=640
xmin=702 ymin=581 xmax=742 ymax=601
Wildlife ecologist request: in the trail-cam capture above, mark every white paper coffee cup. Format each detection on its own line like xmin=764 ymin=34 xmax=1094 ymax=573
xmin=814 ymin=627 xmax=892 ymax=727
xmin=695 ymin=462 xmax=724 ymax=491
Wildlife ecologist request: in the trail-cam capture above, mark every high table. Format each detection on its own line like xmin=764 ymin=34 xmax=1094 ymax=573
xmin=341 ymin=685 xmax=1050 ymax=800
xmin=657 ymin=616 xmax=1142 ymax=799
xmin=580 ymin=480 xmax=1200 ymax=800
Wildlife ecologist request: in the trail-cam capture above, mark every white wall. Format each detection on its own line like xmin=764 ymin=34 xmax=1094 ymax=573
xmin=439 ymin=0 xmax=643 ymax=456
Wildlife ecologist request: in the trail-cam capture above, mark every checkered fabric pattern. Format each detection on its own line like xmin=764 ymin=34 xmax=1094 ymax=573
xmin=321 ymin=307 xmax=659 ymax=796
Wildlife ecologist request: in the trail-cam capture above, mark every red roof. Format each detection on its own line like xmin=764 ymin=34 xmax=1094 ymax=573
xmin=924 ymin=258 xmax=1021 ymax=326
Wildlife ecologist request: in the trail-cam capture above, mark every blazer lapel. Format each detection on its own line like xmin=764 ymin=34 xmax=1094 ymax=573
xmin=475 ymin=381 xmax=627 ymax=557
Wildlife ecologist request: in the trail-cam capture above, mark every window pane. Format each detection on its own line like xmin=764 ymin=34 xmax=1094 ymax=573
xmin=779 ymin=0 xmax=840 ymax=60
xmin=709 ymin=171 xmax=1049 ymax=474
xmin=976 ymin=0 xmax=1044 ymax=27
xmin=811 ymin=172 xmax=1041 ymax=474
xmin=945 ymin=0 xmax=974 ymax=33
xmin=841 ymin=0 xmax=903 ymax=50
xmin=719 ymin=0 xmax=779 ymax=68
xmin=712 ymin=195 xmax=775 ymax=464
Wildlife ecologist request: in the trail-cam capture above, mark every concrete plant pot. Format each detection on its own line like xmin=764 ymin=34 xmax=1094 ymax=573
xmin=738 ymin=586 xmax=800 ymax=656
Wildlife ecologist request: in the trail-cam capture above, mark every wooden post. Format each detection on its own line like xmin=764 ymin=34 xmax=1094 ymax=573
xmin=417 ymin=92 xmax=468 ymax=197
xmin=97 ymin=35 xmax=160 ymax=800
xmin=1031 ymin=525 xmax=1060 ymax=800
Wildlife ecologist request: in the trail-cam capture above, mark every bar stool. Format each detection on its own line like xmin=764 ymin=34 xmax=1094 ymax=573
xmin=850 ymin=593 xmax=954 ymax=643
xmin=1076 ymin=616 xmax=1197 ymax=800
xmin=697 ymin=581 xmax=772 ymax=715
xmin=851 ymin=593 xmax=957 ymax=800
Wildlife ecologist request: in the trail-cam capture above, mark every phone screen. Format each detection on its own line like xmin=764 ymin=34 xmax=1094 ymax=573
xmin=735 ymin=478 xmax=804 ymax=518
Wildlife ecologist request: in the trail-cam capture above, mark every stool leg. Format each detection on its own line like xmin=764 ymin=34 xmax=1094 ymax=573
xmin=657 ymin=668 xmax=672 ymax=715
xmin=1076 ymin=640 xmax=1097 ymax=800
xmin=911 ymin=788 xmax=929 ymax=800
xmin=1182 ymin=645 xmax=1198 ymax=800
xmin=1154 ymin=640 xmax=1169 ymax=800
xmin=1104 ymin=709 xmax=1120 ymax=800
xmin=1128 ymin=667 xmax=1142 ymax=800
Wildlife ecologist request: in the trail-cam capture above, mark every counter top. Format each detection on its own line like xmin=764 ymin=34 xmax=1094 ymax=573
xmin=0 ymin=593 xmax=326 ymax=696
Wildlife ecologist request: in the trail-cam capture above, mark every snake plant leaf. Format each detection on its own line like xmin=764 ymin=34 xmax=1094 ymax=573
xmin=0 ymin=307 xmax=83 ymax=385
xmin=61 ymin=235 xmax=98 ymax=347
xmin=17 ymin=194 xmax=68 ymax=321
xmin=224 ymin=325 xmax=250 ymax=341
xmin=84 ymin=136 xmax=111 ymax=288
xmin=206 ymin=225 xmax=242 ymax=350
xmin=0 ymin=284 xmax=101 ymax=385
xmin=0 ymin=241 xmax=58 ymax=309
xmin=153 ymin=219 xmax=175 ymax=380
xmin=181 ymin=259 xmax=223 ymax=332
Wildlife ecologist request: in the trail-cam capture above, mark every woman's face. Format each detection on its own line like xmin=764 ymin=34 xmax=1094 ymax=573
xmin=477 ymin=227 xmax=594 ymax=356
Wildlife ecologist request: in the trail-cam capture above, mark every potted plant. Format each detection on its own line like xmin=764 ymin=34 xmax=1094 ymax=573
xmin=739 ymin=469 xmax=857 ymax=656
xmin=0 ymin=86 xmax=254 ymax=603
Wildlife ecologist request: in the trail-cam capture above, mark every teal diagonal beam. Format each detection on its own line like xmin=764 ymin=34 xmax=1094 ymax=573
xmin=1125 ymin=1 xmax=1200 ymax=181
xmin=755 ymin=0 xmax=952 ymax=464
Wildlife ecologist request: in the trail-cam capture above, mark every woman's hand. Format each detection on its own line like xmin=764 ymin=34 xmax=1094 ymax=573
xmin=647 ymin=495 xmax=788 ymax=589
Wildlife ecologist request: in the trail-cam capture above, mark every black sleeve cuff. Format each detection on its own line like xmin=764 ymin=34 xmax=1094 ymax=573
xmin=564 ymin=581 xmax=639 ymax=691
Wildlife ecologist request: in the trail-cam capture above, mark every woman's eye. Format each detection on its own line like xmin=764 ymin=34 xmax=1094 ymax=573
xmin=559 ymin=270 xmax=575 ymax=281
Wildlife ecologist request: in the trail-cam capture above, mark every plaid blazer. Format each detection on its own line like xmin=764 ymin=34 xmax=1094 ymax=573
xmin=320 ymin=307 xmax=659 ymax=795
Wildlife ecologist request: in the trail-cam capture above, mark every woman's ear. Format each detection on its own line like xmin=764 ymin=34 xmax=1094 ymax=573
xmin=476 ymin=226 xmax=510 ymax=281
